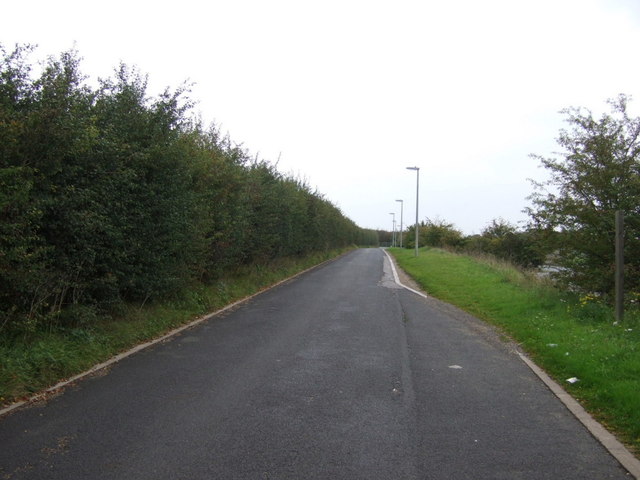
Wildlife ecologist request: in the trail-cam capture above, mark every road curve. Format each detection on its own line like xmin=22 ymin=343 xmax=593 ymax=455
xmin=0 ymin=249 xmax=631 ymax=479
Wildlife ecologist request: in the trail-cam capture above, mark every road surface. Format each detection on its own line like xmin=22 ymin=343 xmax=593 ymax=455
xmin=0 ymin=249 xmax=631 ymax=479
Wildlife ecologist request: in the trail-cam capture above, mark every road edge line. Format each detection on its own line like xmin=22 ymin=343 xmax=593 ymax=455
xmin=381 ymin=248 xmax=428 ymax=298
xmin=0 ymin=250 xmax=350 ymax=419
xmin=382 ymin=249 xmax=640 ymax=478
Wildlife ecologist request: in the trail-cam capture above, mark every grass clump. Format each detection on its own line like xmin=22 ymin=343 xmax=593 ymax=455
xmin=389 ymin=247 xmax=640 ymax=454
xmin=0 ymin=248 xmax=350 ymax=406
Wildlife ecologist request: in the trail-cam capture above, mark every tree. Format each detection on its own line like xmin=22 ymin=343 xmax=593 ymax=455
xmin=527 ymin=95 xmax=640 ymax=298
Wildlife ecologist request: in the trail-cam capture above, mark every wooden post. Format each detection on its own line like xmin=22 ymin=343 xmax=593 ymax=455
xmin=615 ymin=210 xmax=624 ymax=323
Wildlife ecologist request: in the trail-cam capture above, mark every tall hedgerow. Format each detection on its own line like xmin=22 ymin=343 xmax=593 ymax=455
xmin=0 ymin=44 xmax=377 ymax=332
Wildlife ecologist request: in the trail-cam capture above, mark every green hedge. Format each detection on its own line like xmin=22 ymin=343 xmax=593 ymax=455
xmin=0 ymin=45 xmax=378 ymax=331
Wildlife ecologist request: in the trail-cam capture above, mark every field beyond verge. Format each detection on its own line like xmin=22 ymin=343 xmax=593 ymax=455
xmin=389 ymin=247 xmax=640 ymax=456
xmin=0 ymin=248 xmax=352 ymax=408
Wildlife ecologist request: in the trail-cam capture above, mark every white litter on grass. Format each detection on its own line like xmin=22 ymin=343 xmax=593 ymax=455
xmin=546 ymin=343 xmax=558 ymax=347
xmin=449 ymin=365 xmax=463 ymax=369
xmin=566 ymin=377 xmax=580 ymax=384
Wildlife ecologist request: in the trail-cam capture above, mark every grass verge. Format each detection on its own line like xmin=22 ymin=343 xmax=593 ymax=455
xmin=0 ymin=248 xmax=352 ymax=407
xmin=389 ymin=247 xmax=640 ymax=454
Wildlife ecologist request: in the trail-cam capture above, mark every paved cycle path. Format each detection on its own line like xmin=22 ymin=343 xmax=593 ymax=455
xmin=0 ymin=249 xmax=631 ymax=479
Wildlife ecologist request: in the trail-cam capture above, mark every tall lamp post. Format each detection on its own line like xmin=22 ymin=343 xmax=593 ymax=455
xmin=389 ymin=212 xmax=396 ymax=247
xmin=395 ymin=199 xmax=403 ymax=248
xmin=406 ymin=166 xmax=420 ymax=257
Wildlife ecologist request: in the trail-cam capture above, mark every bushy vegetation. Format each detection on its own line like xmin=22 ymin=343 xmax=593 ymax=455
xmin=0 ymin=44 xmax=377 ymax=333
xmin=401 ymin=217 xmax=547 ymax=269
xmin=462 ymin=218 xmax=548 ymax=268
xmin=404 ymin=217 xmax=463 ymax=250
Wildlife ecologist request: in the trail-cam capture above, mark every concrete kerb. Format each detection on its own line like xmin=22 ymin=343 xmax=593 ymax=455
xmin=382 ymin=248 xmax=640 ymax=479
xmin=0 ymin=251 xmax=350 ymax=419
xmin=518 ymin=352 xmax=640 ymax=479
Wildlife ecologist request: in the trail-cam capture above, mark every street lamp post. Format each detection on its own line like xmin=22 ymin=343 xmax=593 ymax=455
xmin=395 ymin=199 xmax=403 ymax=248
xmin=389 ymin=212 xmax=396 ymax=247
xmin=406 ymin=167 xmax=420 ymax=257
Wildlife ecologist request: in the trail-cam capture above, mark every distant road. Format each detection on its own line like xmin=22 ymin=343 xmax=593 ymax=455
xmin=0 ymin=249 xmax=631 ymax=479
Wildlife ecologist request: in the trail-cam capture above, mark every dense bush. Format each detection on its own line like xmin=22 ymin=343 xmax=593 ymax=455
xmin=392 ymin=217 xmax=546 ymax=270
xmin=404 ymin=217 xmax=463 ymax=250
xmin=462 ymin=219 xmax=547 ymax=268
xmin=0 ymin=45 xmax=377 ymax=331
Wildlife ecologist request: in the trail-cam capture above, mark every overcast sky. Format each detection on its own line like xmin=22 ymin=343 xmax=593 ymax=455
xmin=3 ymin=0 xmax=640 ymax=234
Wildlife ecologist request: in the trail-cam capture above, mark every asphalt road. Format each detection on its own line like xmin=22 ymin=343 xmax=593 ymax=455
xmin=0 ymin=249 xmax=631 ymax=479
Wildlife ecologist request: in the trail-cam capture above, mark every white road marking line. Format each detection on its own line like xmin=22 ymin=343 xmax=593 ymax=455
xmin=381 ymin=249 xmax=428 ymax=298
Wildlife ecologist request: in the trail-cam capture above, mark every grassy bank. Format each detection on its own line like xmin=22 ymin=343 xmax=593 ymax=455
xmin=389 ymin=247 xmax=640 ymax=454
xmin=0 ymin=248 xmax=351 ymax=407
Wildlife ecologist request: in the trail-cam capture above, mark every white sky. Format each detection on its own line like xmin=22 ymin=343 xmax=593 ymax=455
xmin=3 ymin=0 xmax=640 ymax=234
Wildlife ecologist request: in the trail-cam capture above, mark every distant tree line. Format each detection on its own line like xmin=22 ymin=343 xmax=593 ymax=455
xmin=401 ymin=217 xmax=547 ymax=269
xmin=0 ymin=45 xmax=378 ymax=330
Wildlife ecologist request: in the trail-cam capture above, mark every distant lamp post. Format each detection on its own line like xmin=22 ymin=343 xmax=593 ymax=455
xmin=406 ymin=166 xmax=420 ymax=257
xmin=395 ymin=199 xmax=403 ymax=248
xmin=389 ymin=212 xmax=396 ymax=247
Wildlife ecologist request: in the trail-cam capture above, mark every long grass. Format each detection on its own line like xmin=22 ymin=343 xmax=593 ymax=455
xmin=389 ymin=247 xmax=640 ymax=454
xmin=0 ymin=248 xmax=351 ymax=406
